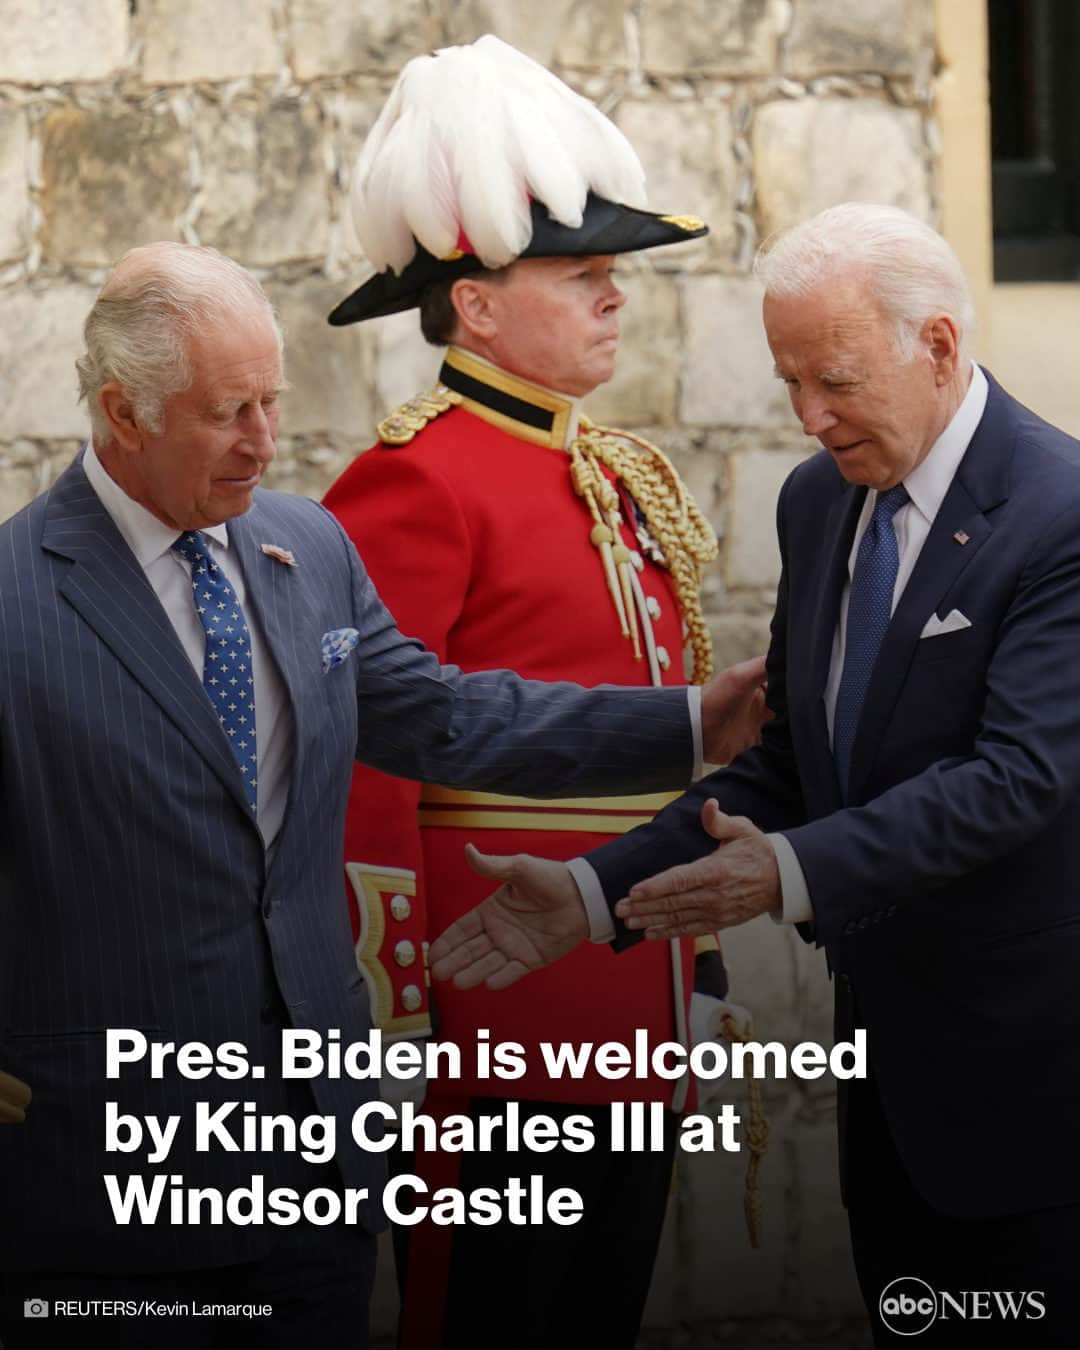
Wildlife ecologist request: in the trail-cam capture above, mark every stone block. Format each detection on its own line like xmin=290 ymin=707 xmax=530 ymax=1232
xmin=372 ymin=309 xmax=444 ymax=415
xmin=0 ymin=284 xmax=99 ymax=440
xmin=443 ymin=0 xmax=631 ymax=70
xmin=680 ymin=276 xmax=791 ymax=429
xmin=0 ymin=110 xmax=30 ymax=265
xmin=266 ymin=439 xmax=352 ymax=502
xmin=0 ymin=0 xmax=128 ymax=85
xmin=784 ymin=0 xmax=934 ymax=80
xmin=650 ymin=1104 xmax=791 ymax=1321
xmin=708 ymin=613 xmax=774 ymax=669
xmin=640 ymin=0 xmax=783 ymax=77
xmin=139 ymin=0 xmax=277 ymax=85
xmin=783 ymin=1124 xmax=866 ymax=1318
xmin=646 ymin=1112 xmax=860 ymax=1325
xmin=616 ymin=98 xmax=736 ymax=264
xmin=753 ymin=98 xmax=931 ymax=239
xmin=0 ymin=464 xmax=39 ymax=525
xmin=584 ymin=267 xmax=679 ymax=428
xmin=724 ymin=448 xmax=807 ymax=590
xmin=268 ymin=276 xmax=376 ymax=441
xmin=196 ymin=98 xmax=329 ymax=266
xmin=39 ymin=105 xmax=189 ymax=267
xmin=666 ymin=444 xmax=724 ymax=526
xmin=288 ymin=0 xmax=437 ymax=80
xmin=718 ymin=915 xmax=824 ymax=1050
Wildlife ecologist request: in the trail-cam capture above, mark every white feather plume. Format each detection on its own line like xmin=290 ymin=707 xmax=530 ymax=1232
xmin=351 ymin=34 xmax=648 ymax=274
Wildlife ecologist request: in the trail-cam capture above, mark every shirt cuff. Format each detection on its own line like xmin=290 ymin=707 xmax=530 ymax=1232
xmin=767 ymin=833 xmax=814 ymax=925
xmin=567 ymin=856 xmax=615 ymax=944
xmin=689 ymin=685 xmax=703 ymax=781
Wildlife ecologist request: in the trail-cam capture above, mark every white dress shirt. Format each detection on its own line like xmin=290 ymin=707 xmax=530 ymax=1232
xmin=82 ymin=442 xmax=295 ymax=849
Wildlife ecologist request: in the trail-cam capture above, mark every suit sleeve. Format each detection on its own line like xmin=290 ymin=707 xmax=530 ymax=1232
xmin=321 ymin=499 xmax=695 ymax=794
xmin=585 ymin=474 xmax=808 ymax=949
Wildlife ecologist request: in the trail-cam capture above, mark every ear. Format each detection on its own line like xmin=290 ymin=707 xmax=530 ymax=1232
xmin=97 ymin=382 xmax=145 ymax=451
xmin=923 ymin=313 xmax=960 ymax=385
xmin=449 ymin=277 xmax=499 ymax=343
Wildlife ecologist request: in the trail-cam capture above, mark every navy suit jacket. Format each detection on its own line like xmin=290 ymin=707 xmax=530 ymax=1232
xmin=0 ymin=455 xmax=693 ymax=1272
xmin=587 ymin=372 xmax=1080 ymax=1219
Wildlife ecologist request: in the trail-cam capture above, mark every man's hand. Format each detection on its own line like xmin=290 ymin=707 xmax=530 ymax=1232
xmin=701 ymin=655 xmax=771 ymax=765
xmin=0 ymin=1070 xmax=31 ymax=1124
xmin=614 ymin=799 xmax=780 ymax=938
xmin=429 ymin=846 xmax=588 ymax=991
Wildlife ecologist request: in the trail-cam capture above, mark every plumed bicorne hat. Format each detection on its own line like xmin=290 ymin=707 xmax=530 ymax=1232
xmin=328 ymin=34 xmax=708 ymax=326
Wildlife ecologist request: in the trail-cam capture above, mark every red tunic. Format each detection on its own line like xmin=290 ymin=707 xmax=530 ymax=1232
xmin=323 ymin=349 xmax=708 ymax=1109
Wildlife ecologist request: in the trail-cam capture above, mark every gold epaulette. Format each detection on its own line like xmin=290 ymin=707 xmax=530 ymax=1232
xmin=376 ymin=384 xmax=462 ymax=446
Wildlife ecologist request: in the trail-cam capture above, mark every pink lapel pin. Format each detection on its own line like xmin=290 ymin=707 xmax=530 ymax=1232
xmin=261 ymin=544 xmax=297 ymax=566
xmin=953 ymin=531 xmax=970 ymax=546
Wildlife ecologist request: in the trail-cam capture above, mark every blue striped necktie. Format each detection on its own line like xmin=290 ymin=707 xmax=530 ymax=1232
xmin=171 ymin=531 xmax=258 ymax=814
xmin=832 ymin=484 xmax=909 ymax=798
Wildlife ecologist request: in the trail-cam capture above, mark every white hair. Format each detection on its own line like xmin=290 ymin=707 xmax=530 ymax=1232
xmin=76 ymin=242 xmax=283 ymax=444
xmin=753 ymin=203 xmax=976 ymax=362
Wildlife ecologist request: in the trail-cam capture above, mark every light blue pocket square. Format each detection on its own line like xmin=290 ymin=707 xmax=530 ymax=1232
xmin=321 ymin=627 xmax=360 ymax=674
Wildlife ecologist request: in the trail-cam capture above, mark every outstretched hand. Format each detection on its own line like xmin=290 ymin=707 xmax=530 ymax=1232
xmin=701 ymin=655 xmax=772 ymax=765
xmin=614 ymin=798 xmax=780 ymax=938
xmin=0 ymin=1070 xmax=31 ymax=1124
xmin=429 ymin=846 xmax=589 ymax=991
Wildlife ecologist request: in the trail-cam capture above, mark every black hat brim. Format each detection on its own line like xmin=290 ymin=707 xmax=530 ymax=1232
xmin=328 ymin=194 xmax=708 ymax=326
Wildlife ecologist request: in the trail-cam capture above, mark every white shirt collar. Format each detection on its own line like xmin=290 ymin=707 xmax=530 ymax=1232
xmin=899 ymin=362 xmax=989 ymax=526
xmin=82 ymin=440 xmax=230 ymax=567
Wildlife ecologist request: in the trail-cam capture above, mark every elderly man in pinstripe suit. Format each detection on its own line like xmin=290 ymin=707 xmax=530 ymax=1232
xmin=0 ymin=242 xmax=764 ymax=1349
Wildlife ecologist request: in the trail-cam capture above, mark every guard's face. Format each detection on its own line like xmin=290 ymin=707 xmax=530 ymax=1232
xmin=481 ymin=255 xmax=627 ymax=397
xmin=124 ymin=311 xmax=283 ymax=530
xmin=763 ymin=278 xmax=948 ymax=490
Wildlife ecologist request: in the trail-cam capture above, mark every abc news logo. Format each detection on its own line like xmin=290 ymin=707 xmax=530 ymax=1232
xmin=880 ymin=1278 xmax=1046 ymax=1335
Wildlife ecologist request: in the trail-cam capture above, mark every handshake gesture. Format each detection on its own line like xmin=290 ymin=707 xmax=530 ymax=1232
xmin=431 ymin=655 xmax=780 ymax=992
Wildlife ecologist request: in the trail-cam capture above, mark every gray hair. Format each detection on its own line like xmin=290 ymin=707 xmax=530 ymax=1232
xmin=753 ymin=203 xmax=976 ymax=362
xmin=77 ymin=242 xmax=283 ymax=444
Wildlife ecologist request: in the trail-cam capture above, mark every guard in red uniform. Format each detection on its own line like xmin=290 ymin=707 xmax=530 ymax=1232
xmin=323 ymin=35 xmax=757 ymax=1350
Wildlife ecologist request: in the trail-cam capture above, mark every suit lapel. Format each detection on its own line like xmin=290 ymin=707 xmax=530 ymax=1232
xmin=810 ymin=483 xmax=866 ymax=700
xmin=42 ymin=459 xmax=253 ymax=818
xmin=804 ymin=482 xmax=866 ymax=810
xmin=845 ymin=373 xmax=1014 ymax=802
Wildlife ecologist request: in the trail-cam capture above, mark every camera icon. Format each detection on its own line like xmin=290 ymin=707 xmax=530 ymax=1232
xmin=23 ymin=1298 xmax=50 ymax=1318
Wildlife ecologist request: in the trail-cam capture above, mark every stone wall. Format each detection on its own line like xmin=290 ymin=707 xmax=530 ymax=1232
xmin=0 ymin=1 xmax=943 ymax=1342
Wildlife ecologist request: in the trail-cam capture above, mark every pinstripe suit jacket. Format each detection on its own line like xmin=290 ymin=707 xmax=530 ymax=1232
xmin=0 ymin=455 xmax=694 ymax=1273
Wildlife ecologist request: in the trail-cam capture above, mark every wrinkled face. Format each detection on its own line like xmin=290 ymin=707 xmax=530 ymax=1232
xmin=123 ymin=310 xmax=284 ymax=530
xmin=479 ymin=255 xmax=627 ymax=397
xmin=763 ymin=278 xmax=949 ymax=490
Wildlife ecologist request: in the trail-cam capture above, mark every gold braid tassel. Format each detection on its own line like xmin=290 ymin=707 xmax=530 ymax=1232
xmin=721 ymin=1012 xmax=769 ymax=1249
xmin=611 ymin=538 xmax=641 ymax=660
xmin=571 ymin=448 xmax=629 ymax=637
xmin=569 ymin=423 xmax=718 ymax=683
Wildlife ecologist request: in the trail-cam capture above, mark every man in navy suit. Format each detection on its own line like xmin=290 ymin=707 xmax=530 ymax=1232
xmin=0 ymin=241 xmax=765 ymax=1348
xmin=432 ymin=203 xmax=1080 ymax=1346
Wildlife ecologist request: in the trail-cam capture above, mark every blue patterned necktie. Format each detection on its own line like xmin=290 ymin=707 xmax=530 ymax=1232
xmin=171 ymin=531 xmax=258 ymax=814
xmin=832 ymin=484 xmax=909 ymax=798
